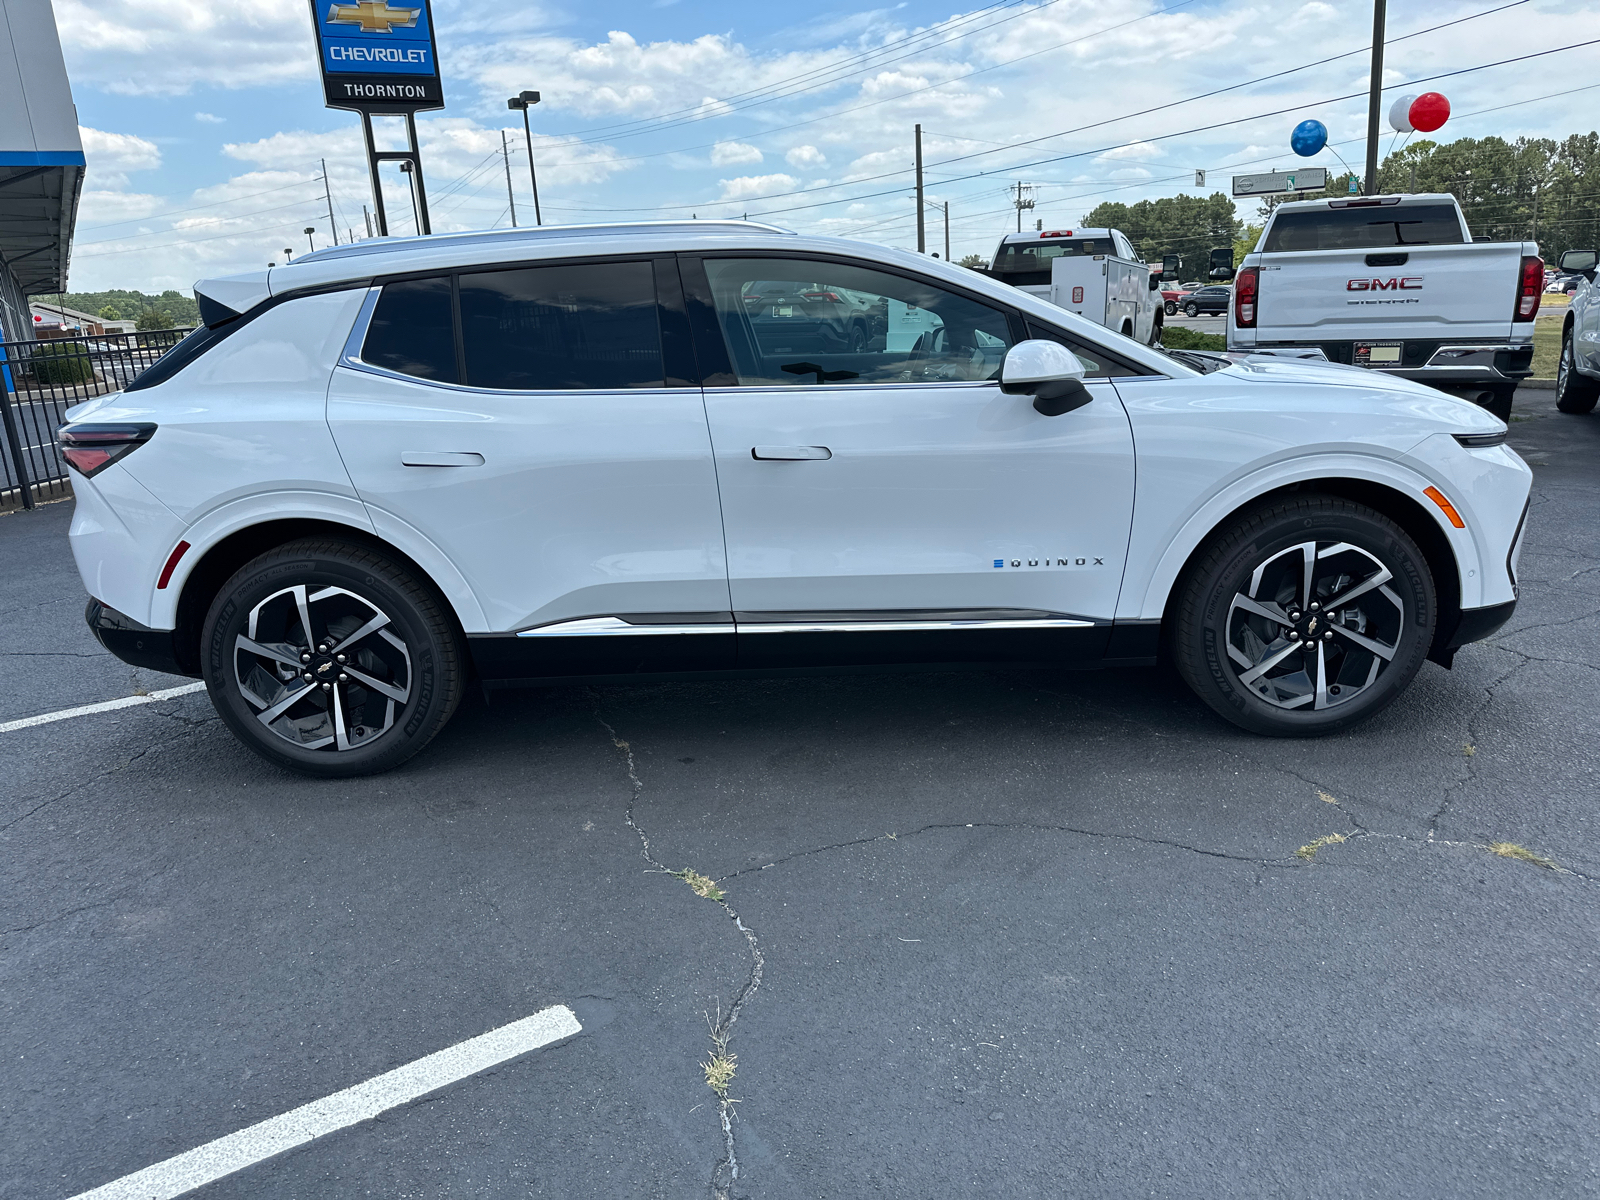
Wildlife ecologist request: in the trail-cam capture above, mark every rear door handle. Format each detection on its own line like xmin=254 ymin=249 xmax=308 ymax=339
xmin=751 ymin=445 xmax=832 ymax=461
xmin=401 ymin=452 xmax=485 ymax=467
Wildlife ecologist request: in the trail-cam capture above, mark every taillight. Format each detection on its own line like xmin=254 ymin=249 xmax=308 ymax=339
xmin=802 ymin=291 xmax=842 ymax=302
xmin=1234 ymin=267 xmax=1259 ymax=328
xmin=1514 ymin=256 xmax=1543 ymax=321
xmin=58 ymin=423 xmax=156 ymax=477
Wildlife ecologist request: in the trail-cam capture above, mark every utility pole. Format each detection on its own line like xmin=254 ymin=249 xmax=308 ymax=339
xmin=501 ymin=130 xmax=518 ymax=228
xmin=321 ymin=158 xmax=338 ymax=245
xmin=914 ymin=123 xmax=925 ymax=254
xmin=1014 ymin=182 xmax=1034 ymax=232
xmin=943 ymin=200 xmax=950 ymax=261
xmin=1363 ymin=0 xmax=1386 ymax=196
xmin=363 ymin=205 xmax=373 ymax=238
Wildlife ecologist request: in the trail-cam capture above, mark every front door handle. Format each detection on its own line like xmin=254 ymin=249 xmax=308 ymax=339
xmin=401 ymin=451 xmax=485 ymax=467
xmin=752 ymin=445 xmax=832 ymax=461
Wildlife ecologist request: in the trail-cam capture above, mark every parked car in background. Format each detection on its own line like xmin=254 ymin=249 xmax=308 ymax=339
xmin=1162 ymin=283 xmax=1197 ymax=315
xmin=1181 ymin=286 xmax=1232 ymax=316
xmin=61 ymin=220 xmax=1529 ymax=776
xmin=1556 ymin=248 xmax=1600 ymax=414
xmin=1229 ymin=193 xmax=1541 ymax=419
xmin=1546 ymin=274 xmax=1582 ymax=295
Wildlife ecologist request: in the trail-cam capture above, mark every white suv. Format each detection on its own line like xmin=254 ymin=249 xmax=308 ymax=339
xmin=61 ymin=221 xmax=1531 ymax=776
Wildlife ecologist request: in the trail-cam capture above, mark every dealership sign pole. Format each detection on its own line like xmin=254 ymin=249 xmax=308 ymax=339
xmin=308 ymin=1 xmax=445 ymax=236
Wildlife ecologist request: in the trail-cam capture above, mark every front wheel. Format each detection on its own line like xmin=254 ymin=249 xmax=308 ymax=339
xmin=1184 ymin=302 xmax=1199 ymax=317
xmin=1149 ymin=312 xmax=1164 ymax=347
xmin=1165 ymin=301 xmax=1177 ymax=316
xmin=201 ymin=538 xmax=465 ymax=777
xmin=1556 ymin=325 xmax=1600 ymax=413
xmin=1174 ymin=495 xmax=1436 ymax=736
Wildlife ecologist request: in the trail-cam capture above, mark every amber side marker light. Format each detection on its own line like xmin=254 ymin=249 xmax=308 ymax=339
xmin=1424 ymin=485 xmax=1466 ymax=529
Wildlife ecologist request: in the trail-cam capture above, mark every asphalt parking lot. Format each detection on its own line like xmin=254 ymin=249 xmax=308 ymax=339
xmin=4 ymin=384 xmax=1599 ymax=1199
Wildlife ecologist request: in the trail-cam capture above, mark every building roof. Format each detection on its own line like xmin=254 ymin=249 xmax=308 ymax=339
xmin=0 ymin=0 xmax=85 ymax=295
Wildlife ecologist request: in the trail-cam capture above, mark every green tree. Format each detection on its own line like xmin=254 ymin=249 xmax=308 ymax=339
xmin=1082 ymin=192 xmax=1240 ymax=277
xmin=136 ymin=307 xmax=173 ymax=331
xmin=97 ymin=304 xmax=122 ymax=321
xmin=958 ymin=254 xmax=987 ymax=269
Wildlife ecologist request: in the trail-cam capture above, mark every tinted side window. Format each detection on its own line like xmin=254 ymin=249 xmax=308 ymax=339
xmin=363 ymin=277 xmax=457 ymax=383
xmin=1022 ymin=319 xmax=1145 ymax=378
xmin=1262 ymin=204 xmax=1465 ymax=252
xmin=459 ymin=260 xmax=663 ymax=390
xmin=701 ymin=257 xmax=1014 ymax=387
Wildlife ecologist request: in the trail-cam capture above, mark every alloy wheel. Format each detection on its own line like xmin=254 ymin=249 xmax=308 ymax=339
xmin=1225 ymin=540 xmax=1404 ymax=711
xmin=233 ymin=584 xmax=412 ymax=751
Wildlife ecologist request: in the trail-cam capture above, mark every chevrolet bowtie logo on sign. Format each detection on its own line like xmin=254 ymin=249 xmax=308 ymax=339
xmin=327 ymin=1 xmax=421 ymax=34
xmin=308 ymin=0 xmax=443 ymax=114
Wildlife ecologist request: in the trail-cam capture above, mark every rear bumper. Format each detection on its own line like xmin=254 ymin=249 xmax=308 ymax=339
xmin=1238 ymin=339 xmax=1534 ymax=384
xmin=85 ymin=598 xmax=197 ymax=678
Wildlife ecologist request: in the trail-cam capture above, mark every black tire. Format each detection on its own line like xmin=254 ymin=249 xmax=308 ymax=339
xmin=201 ymin=538 xmax=465 ymax=777
xmin=1150 ymin=312 xmax=1164 ymax=346
xmin=1556 ymin=325 xmax=1600 ymax=413
xmin=848 ymin=323 xmax=869 ymax=354
xmin=1165 ymin=300 xmax=1177 ymax=316
xmin=1184 ymin=302 xmax=1199 ymax=317
xmin=1175 ymin=494 xmax=1436 ymax=737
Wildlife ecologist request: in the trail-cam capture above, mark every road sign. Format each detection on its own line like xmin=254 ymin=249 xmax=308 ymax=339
xmin=1231 ymin=167 xmax=1328 ymax=198
xmin=309 ymin=0 xmax=444 ymax=113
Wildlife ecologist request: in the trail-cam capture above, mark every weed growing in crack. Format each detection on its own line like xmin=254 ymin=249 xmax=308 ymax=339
xmin=1464 ymin=744 xmax=1477 ymax=757
xmin=675 ymin=869 xmax=726 ymax=902
xmin=1317 ymin=790 xmax=1338 ymax=804
xmin=702 ymin=1022 xmax=738 ymax=1098
xmin=1296 ymin=833 xmax=1347 ymax=861
xmin=1489 ymin=842 xmax=1558 ymax=870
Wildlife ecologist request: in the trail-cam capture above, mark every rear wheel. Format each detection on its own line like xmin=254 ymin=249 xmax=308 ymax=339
xmin=1149 ymin=311 xmax=1164 ymax=346
xmin=1184 ymin=302 xmax=1199 ymax=317
xmin=1165 ymin=300 xmax=1177 ymax=316
xmin=201 ymin=539 xmax=465 ymax=777
xmin=1175 ymin=495 xmax=1435 ymax=736
xmin=1556 ymin=325 xmax=1600 ymax=413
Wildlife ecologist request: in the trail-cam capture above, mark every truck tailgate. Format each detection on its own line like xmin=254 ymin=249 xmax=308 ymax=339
xmin=1254 ymin=242 xmax=1524 ymax=343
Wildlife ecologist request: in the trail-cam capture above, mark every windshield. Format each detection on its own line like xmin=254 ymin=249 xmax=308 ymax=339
xmin=1262 ymin=204 xmax=1465 ymax=252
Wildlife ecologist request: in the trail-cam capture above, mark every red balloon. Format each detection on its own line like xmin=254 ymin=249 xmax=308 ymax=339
xmin=1408 ymin=92 xmax=1450 ymax=133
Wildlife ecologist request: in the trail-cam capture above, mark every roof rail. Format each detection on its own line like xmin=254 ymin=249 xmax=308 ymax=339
xmin=290 ymin=219 xmax=795 ymax=266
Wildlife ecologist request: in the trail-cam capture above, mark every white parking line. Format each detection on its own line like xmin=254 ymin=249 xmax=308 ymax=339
xmin=0 ymin=682 xmax=207 ymax=733
xmin=67 ymin=1005 xmax=583 ymax=1200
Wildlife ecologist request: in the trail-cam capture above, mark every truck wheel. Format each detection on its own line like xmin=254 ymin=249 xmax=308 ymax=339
xmin=1150 ymin=312 xmax=1164 ymax=346
xmin=1165 ymin=301 xmax=1177 ymax=316
xmin=1184 ymin=302 xmax=1199 ymax=317
xmin=1174 ymin=494 xmax=1435 ymax=737
xmin=200 ymin=538 xmax=466 ymax=777
xmin=1556 ymin=326 xmax=1600 ymax=413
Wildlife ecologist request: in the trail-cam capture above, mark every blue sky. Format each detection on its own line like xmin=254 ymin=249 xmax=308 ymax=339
xmin=53 ymin=0 xmax=1600 ymax=291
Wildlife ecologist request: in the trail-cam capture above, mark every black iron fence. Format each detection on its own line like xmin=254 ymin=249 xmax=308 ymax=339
xmin=0 ymin=329 xmax=190 ymax=512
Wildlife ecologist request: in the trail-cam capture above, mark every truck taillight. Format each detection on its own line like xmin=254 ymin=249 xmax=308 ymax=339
xmin=58 ymin=423 xmax=156 ymax=478
xmin=1514 ymin=255 xmax=1543 ymax=321
xmin=1234 ymin=267 xmax=1259 ymax=328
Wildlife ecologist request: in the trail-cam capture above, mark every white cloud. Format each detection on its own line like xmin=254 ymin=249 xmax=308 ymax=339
xmin=711 ymin=141 xmax=764 ymax=166
xmin=79 ymin=126 xmax=161 ymax=189
xmin=718 ymin=173 xmax=799 ymax=201
xmin=194 ymin=112 xmax=225 ymax=124
xmin=785 ymin=145 xmax=827 ymax=168
xmin=1095 ymin=141 xmax=1163 ymax=163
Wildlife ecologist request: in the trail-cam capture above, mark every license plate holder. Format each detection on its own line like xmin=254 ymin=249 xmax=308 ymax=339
xmin=1354 ymin=341 xmax=1403 ymax=368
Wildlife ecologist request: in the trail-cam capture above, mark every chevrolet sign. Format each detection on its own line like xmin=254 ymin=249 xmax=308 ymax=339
xmin=308 ymin=0 xmax=443 ymax=114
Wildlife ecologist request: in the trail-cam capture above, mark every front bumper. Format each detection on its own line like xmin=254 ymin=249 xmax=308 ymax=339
xmin=86 ymin=598 xmax=197 ymax=678
xmin=1430 ymin=599 xmax=1517 ymax=669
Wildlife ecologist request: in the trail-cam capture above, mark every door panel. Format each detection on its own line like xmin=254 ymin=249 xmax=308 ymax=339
xmin=686 ymin=254 xmax=1137 ymax=668
xmin=328 ymin=261 xmax=732 ymax=673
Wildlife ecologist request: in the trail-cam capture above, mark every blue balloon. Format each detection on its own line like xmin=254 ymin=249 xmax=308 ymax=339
xmin=1290 ymin=119 xmax=1328 ymax=157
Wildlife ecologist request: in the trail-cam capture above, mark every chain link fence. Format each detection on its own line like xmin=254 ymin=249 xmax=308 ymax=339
xmin=0 ymin=329 xmax=189 ymax=512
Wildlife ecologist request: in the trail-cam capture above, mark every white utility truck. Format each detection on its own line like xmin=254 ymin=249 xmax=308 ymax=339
xmin=989 ymin=228 xmax=1164 ymax=345
xmin=1229 ymin=193 xmax=1543 ymax=418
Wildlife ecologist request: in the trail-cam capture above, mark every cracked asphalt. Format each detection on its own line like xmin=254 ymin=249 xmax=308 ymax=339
xmin=3 ymin=383 xmax=1599 ymax=1199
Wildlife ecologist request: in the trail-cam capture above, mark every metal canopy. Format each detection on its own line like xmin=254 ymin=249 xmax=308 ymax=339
xmin=0 ymin=161 xmax=82 ymax=295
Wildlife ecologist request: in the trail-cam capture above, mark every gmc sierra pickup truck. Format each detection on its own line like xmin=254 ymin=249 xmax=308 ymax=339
xmin=1228 ymin=194 xmax=1542 ymax=418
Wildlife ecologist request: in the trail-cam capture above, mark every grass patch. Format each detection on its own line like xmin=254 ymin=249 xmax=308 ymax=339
xmin=1317 ymin=790 xmax=1338 ymax=804
xmin=1296 ymin=833 xmax=1347 ymax=861
xmin=1532 ymin=320 xmax=1560 ymax=379
xmin=701 ymin=1027 xmax=738 ymax=1097
xmin=1488 ymin=842 xmax=1558 ymax=870
xmin=674 ymin=868 xmax=725 ymax=901
xmin=1159 ymin=325 xmax=1227 ymax=352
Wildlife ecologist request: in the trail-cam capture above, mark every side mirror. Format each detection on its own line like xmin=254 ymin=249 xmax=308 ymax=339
xmin=1558 ymin=248 xmax=1598 ymax=279
xmin=1147 ymin=273 xmax=1162 ymax=290
xmin=1000 ymin=340 xmax=1092 ymax=416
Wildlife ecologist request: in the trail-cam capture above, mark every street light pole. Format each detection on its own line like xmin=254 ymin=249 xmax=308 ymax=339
xmin=507 ymin=91 xmax=543 ymax=226
xmin=399 ymin=160 xmax=421 ymax=233
xmin=914 ymin=123 xmax=925 ymax=254
xmin=304 ymin=227 xmax=316 ymax=254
